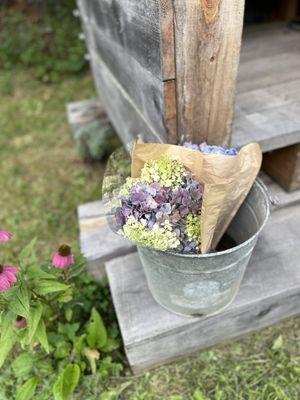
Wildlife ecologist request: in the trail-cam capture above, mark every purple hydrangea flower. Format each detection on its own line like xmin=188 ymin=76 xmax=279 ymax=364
xmin=114 ymin=169 xmax=204 ymax=254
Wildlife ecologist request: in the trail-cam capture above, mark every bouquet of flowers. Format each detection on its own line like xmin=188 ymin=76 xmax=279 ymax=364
xmin=103 ymin=141 xmax=262 ymax=254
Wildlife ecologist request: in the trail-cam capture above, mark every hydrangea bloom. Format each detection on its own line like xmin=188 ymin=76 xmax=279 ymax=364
xmin=139 ymin=155 xmax=186 ymax=188
xmin=114 ymin=155 xmax=203 ymax=253
xmin=184 ymin=142 xmax=238 ymax=156
xmin=52 ymin=244 xmax=74 ymax=269
xmin=0 ymin=264 xmax=19 ymax=293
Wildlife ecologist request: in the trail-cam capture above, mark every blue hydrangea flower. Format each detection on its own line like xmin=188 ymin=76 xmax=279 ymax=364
xmin=184 ymin=142 xmax=238 ymax=156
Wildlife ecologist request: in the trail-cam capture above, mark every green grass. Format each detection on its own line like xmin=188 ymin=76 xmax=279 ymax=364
xmin=1 ymin=70 xmax=300 ymax=399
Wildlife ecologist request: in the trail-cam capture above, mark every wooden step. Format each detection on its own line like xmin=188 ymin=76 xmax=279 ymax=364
xmin=78 ymin=200 xmax=135 ymax=280
xmin=78 ymin=173 xmax=300 ymax=278
xmin=105 ymin=202 xmax=300 ymax=374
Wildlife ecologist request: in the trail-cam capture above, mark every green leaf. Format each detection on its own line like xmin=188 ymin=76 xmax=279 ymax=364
xmin=0 ymin=311 xmax=15 ymax=342
xmin=9 ymin=285 xmax=30 ymax=318
xmin=53 ymin=374 xmax=64 ymax=400
xmin=0 ymin=333 xmax=16 ymax=368
xmin=86 ymin=308 xmax=107 ymax=350
xmin=35 ymin=319 xmax=49 ymax=353
xmin=62 ymin=364 xmax=80 ymax=399
xmin=56 ymin=289 xmax=73 ymax=303
xmin=35 ymin=280 xmax=69 ymax=296
xmin=16 ymin=377 xmax=38 ymax=400
xmin=101 ymin=337 xmax=120 ymax=353
xmin=272 ymin=335 xmax=283 ymax=351
xmin=27 ymin=303 xmax=43 ymax=343
xmin=53 ymin=364 xmax=81 ymax=400
xmin=27 ymin=264 xmax=56 ymax=280
xmin=11 ymin=353 xmax=34 ymax=378
xmin=65 ymin=308 xmax=73 ymax=322
xmin=193 ymin=388 xmax=209 ymax=400
xmin=19 ymin=238 xmax=37 ymax=261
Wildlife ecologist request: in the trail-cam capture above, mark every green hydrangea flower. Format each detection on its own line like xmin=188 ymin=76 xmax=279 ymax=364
xmin=140 ymin=155 xmax=186 ymax=188
xmin=119 ymin=177 xmax=139 ymax=197
xmin=186 ymin=213 xmax=201 ymax=246
xmin=123 ymin=216 xmax=180 ymax=251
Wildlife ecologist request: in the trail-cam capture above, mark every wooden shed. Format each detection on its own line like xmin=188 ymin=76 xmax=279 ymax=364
xmin=77 ymin=0 xmax=300 ymax=190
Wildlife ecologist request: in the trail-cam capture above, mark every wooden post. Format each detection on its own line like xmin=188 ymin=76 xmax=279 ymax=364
xmin=173 ymin=0 xmax=245 ymax=145
xmin=279 ymin=0 xmax=299 ymax=21
xmin=78 ymin=0 xmax=245 ymax=147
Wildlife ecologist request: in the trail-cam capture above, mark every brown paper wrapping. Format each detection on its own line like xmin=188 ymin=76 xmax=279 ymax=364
xmin=131 ymin=142 xmax=262 ymax=253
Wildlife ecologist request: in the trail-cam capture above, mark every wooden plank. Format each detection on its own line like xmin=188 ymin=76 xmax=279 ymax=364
xmin=279 ymin=0 xmax=299 ymax=21
xmin=263 ymin=145 xmax=300 ymax=192
xmin=237 ymin=51 xmax=300 ymax=94
xmin=89 ymin=26 xmax=173 ymax=141
xmin=173 ymin=0 xmax=245 ymax=145
xmin=106 ymin=203 xmax=300 ymax=373
xmin=88 ymin=0 xmax=165 ymax=80
xmin=240 ymin=23 xmax=300 ymax=63
xmin=90 ymin=54 xmax=164 ymax=148
xmin=78 ymin=0 xmax=177 ymax=144
xmin=66 ymin=99 xmax=108 ymax=138
xmin=78 ymin=200 xmax=135 ymax=280
xmin=260 ymin=172 xmax=300 ymax=208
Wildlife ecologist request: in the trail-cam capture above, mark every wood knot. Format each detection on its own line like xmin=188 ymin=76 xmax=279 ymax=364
xmin=200 ymin=0 xmax=220 ymax=23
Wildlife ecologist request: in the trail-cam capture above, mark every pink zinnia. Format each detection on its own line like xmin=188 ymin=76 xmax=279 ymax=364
xmin=0 ymin=230 xmax=12 ymax=243
xmin=0 ymin=264 xmax=19 ymax=293
xmin=52 ymin=244 xmax=74 ymax=269
xmin=15 ymin=316 xmax=27 ymax=329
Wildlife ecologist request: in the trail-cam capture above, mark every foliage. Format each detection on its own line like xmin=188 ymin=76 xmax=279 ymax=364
xmin=0 ymin=1 xmax=87 ymax=82
xmin=1 ymin=65 xmax=300 ymax=400
xmin=0 ymin=239 xmax=122 ymax=399
xmin=74 ymin=120 xmax=121 ymax=161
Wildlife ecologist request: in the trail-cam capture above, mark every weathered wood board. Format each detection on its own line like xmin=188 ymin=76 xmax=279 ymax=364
xmin=263 ymin=144 xmax=300 ymax=192
xmin=77 ymin=2 xmax=300 ymax=153
xmin=173 ymin=0 xmax=245 ymax=144
xmin=78 ymin=200 xmax=135 ymax=280
xmin=77 ymin=172 xmax=300 ymax=279
xmin=77 ymin=0 xmax=177 ymax=146
xmin=66 ymin=99 xmax=108 ymax=138
xmin=106 ymin=202 xmax=300 ymax=373
xmin=77 ymin=0 xmax=246 ymax=146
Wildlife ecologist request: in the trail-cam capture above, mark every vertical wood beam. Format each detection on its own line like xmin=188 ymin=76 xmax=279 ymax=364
xmin=279 ymin=0 xmax=299 ymax=21
xmin=173 ymin=0 xmax=245 ymax=145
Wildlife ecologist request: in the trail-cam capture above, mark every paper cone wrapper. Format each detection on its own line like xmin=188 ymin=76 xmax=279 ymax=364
xmin=131 ymin=142 xmax=262 ymax=253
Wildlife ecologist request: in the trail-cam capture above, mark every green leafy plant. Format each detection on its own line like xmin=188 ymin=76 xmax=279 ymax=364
xmin=0 ymin=232 xmax=122 ymax=400
xmin=0 ymin=1 xmax=87 ymax=82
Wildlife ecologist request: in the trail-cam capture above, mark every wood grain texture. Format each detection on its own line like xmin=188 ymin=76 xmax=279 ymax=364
xmin=91 ymin=54 xmax=164 ymax=148
xmin=78 ymin=0 xmax=177 ymax=144
xmin=173 ymin=0 xmax=245 ymax=145
xmin=106 ymin=203 xmax=300 ymax=373
xmin=263 ymin=145 xmax=300 ymax=192
xmin=88 ymin=0 xmax=162 ymax=79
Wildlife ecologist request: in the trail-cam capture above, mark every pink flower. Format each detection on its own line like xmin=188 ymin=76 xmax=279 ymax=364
xmin=0 ymin=264 xmax=19 ymax=293
xmin=0 ymin=230 xmax=12 ymax=243
xmin=52 ymin=244 xmax=74 ymax=269
xmin=15 ymin=316 xmax=27 ymax=329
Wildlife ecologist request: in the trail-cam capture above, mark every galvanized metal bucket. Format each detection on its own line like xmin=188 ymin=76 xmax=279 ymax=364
xmin=137 ymin=180 xmax=270 ymax=317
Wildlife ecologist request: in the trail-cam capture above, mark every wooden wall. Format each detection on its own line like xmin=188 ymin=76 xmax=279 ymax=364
xmin=78 ymin=0 xmax=245 ymax=147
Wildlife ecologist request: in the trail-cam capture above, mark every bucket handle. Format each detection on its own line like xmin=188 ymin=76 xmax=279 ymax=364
xmin=256 ymin=177 xmax=278 ymax=207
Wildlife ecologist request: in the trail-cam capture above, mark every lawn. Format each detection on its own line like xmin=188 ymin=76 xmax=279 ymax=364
xmin=1 ymin=69 xmax=300 ymax=400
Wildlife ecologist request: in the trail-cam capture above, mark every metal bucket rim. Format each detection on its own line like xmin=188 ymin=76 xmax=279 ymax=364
xmin=139 ymin=179 xmax=270 ymax=259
